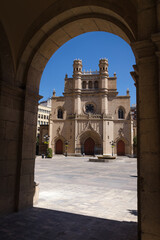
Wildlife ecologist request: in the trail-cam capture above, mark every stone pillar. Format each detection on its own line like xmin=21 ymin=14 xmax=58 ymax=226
xmin=130 ymin=119 xmax=134 ymax=156
xmin=101 ymin=94 xmax=108 ymax=115
xmin=99 ymin=59 xmax=109 ymax=115
xmin=74 ymin=116 xmax=77 ymax=153
xmin=16 ymin=90 xmax=40 ymax=211
xmin=103 ymin=119 xmax=113 ymax=155
xmin=48 ymin=118 xmax=52 ymax=150
xmin=73 ymin=60 xmax=82 ymax=115
xmin=132 ymin=39 xmax=160 ymax=240
xmin=0 ymin=82 xmax=39 ymax=213
xmin=74 ymin=94 xmax=81 ymax=115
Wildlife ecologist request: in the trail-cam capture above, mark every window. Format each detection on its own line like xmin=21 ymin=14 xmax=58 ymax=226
xmin=57 ymin=109 xmax=63 ymax=119
xmin=94 ymin=81 xmax=98 ymax=89
xmin=118 ymin=108 xmax=124 ymax=119
xmin=44 ymin=115 xmax=46 ymax=119
xmin=82 ymin=81 xmax=86 ymax=89
xmin=88 ymin=81 xmax=92 ymax=89
xmin=85 ymin=104 xmax=95 ymax=113
xmin=41 ymin=114 xmax=43 ymax=119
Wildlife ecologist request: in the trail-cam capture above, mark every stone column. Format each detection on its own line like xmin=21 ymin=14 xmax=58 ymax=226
xmin=16 ymin=89 xmax=40 ymax=211
xmin=99 ymin=59 xmax=109 ymax=115
xmin=102 ymin=119 xmax=113 ymax=155
xmin=73 ymin=60 xmax=82 ymax=115
xmin=132 ymin=39 xmax=160 ymax=240
xmin=74 ymin=94 xmax=81 ymax=115
xmin=101 ymin=94 xmax=108 ymax=115
xmin=74 ymin=115 xmax=78 ymax=153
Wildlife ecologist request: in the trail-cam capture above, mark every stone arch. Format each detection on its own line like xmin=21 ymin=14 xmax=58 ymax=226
xmin=79 ymin=130 xmax=102 ymax=155
xmin=14 ymin=2 xmax=138 ymax=213
xmin=57 ymin=108 xmax=63 ymax=119
xmin=88 ymin=81 xmax=92 ymax=89
xmin=94 ymin=81 xmax=98 ymax=89
xmin=52 ymin=135 xmax=65 ymax=154
xmin=118 ymin=107 xmax=125 ymax=119
xmin=0 ymin=23 xmax=15 ymax=85
xmin=115 ymin=105 xmax=126 ymax=119
xmin=115 ymin=136 xmax=129 ymax=155
xmin=84 ymin=137 xmax=95 ymax=155
xmin=16 ymin=2 xmax=137 ymax=92
xmin=55 ymin=139 xmax=63 ymax=154
xmin=117 ymin=139 xmax=125 ymax=155
xmin=1 ymin=2 xmax=160 ymax=240
xmin=82 ymin=81 xmax=86 ymax=89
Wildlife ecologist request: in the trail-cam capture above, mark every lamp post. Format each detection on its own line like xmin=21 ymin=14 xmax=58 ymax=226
xmin=65 ymin=140 xmax=69 ymax=157
xmin=44 ymin=134 xmax=50 ymax=157
xmin=110 ymin=140 xmax=115 ymax=156
xmin=44 ymin=134 xmax=50 ymax=144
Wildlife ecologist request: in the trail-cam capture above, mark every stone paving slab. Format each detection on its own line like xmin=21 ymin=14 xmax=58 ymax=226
xmin=0 ymin=156 xmax=137 ymax=240
xmin=0 ymin=207 xmax=137 ymax=240
xmin=35 ymin=156 xmax=137 ymax=222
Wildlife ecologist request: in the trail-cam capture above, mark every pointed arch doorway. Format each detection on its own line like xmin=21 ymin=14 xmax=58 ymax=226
xmin=84 ymin=137 xmax=95 ymax=155
xmin=117 ymin=140 xmax=125 ymax=156
xmin=55 ymin=139 xmax=63 ymax=154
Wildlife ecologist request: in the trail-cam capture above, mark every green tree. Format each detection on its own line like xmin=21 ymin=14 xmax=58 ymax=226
xmin=46 ymin=148 xmax=52 ymax=158
xmin=133 ymin=136 xmax=137 ymax=146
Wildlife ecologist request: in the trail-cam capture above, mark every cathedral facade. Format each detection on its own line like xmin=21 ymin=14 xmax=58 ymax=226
xmin=49 ymin=59 xmax=133 ymax=156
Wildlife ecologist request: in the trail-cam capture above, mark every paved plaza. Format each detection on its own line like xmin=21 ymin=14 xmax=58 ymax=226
xmin=35 ymin=155 xmax=137 ymax=222
xmin=0 ymin=155 xmax=137 ymax=240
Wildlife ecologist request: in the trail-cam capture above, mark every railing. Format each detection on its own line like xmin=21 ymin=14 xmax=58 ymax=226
xmin=82 ymin=70 xmax=99 ymax=75
xmin=67 ymin=114 xmax=103 ymax=119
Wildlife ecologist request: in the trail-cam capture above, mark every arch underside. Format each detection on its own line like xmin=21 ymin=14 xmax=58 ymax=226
xmin=16 ymin=5 xmax=137 ymax=93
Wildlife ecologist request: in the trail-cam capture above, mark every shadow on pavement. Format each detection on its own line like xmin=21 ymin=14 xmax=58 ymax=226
xmin=0 ymin=207 xmax=137 ymax=240
xmin=128 ymin=209 xmax=138 ymax=216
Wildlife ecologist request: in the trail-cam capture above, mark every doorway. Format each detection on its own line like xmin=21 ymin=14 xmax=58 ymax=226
xmin=117 ymin=140 xmax=125 ymax=156
xmin=55 ymin=139 xmax=63 ymax=154
xmin=84 ymin=137 xmax=95 ymax=155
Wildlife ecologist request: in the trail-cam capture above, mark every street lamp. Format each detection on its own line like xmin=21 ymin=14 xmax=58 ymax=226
xmin=65 ymin=140 xmax=69 ymax=157
xmin=44 ymin=134 xmax=50 ymax=144
xmin=110 ymin=140 xmax=115 ymax=156
xmin=43 ymin=134 xmax=50 ymax=157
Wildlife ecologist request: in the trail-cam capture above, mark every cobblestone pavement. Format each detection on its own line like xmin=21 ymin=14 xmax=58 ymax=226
xmin=0 ymin=156 xmax=137 ymax=240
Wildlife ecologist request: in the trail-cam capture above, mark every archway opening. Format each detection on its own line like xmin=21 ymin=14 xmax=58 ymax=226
xmin=17 ymin=5 xmax=138 ymax=238
xmin=33 ymin=31 xmax=137 ymax=230
xmin=84 ymin=137 xmax=95 ymax=155
xmin=117 ymin=140 xmax=125 ymax=156
xmin=55 ymin=139 xmax=63 ymax=154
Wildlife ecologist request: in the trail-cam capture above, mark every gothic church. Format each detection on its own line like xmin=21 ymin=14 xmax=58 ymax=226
xmin=49 ymin=59 xmax=133 ymax=156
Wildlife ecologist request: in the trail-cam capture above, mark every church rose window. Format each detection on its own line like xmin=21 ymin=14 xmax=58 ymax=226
xmin=85 ymin=104 xmax=94 ymax=113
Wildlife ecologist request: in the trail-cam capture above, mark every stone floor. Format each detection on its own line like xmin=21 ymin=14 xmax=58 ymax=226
xmin=35 ymin=155 xmax=137 ymax=222
xmin=0 ymin=156 xmax=138 ymax=240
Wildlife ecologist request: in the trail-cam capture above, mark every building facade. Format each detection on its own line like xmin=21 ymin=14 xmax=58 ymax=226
xmin=37 ymin=98 xmax=51 ymax=135
xmin=49 ymin=59 xmax=133 ymax=156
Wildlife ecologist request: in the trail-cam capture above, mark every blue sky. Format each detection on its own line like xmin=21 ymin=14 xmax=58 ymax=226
xmin=40 ymin=32 xmax=136 ymax=105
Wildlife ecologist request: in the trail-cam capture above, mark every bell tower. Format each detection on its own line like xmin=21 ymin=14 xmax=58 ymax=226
xmin=73 ymin=59 xmax=82 ymax=91
xmin=73 ymin=59 xmax=82 ymax=114
xmin=99 ymin=58 xmax=109 ymax=115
